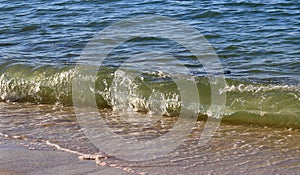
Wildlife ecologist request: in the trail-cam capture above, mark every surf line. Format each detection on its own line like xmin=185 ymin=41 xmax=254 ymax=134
xmin=46 ymin=140 xmax=134 ymax=173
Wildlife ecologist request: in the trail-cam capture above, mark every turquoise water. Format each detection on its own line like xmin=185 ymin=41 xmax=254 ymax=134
xmin=0 ymin=0 xmax=299 ymax=128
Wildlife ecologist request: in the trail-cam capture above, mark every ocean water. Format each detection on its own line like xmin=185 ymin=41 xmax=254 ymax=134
xmin=0 ymin=0 xmax=300 ymax=173
xmin=0 ymin=0 xmax=299 ymax=127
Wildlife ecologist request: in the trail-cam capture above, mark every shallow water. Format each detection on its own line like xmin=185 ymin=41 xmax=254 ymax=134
xmin=1 ymin=102 xmax=300 ymax=174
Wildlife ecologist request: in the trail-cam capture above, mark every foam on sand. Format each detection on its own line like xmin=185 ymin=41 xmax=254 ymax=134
xmin=0 ymin=145 xmax=127 ymax=175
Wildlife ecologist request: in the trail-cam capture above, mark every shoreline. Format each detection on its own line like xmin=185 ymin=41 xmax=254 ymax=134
xmin=1 ymin=123 xmax=300 ymax=175
xmin=0 ymin=102 xmax=299 ymax=174
xmin=0 ymin=144 xmax=127 ymax=175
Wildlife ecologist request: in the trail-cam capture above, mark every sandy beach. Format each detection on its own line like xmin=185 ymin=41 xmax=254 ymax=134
xmin=1 ymin=117 xmax=299 ymax=175
xmin=0 ymin=143 xmax=127 ymax=175
xmin=0 ymin=102 xmax=299 ymax=174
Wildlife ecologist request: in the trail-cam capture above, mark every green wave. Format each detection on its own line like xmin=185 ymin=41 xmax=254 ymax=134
xmin=0 ymin=62 xmax=299 ymax=128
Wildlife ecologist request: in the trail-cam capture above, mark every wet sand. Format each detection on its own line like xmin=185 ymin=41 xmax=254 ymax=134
xmin=1 ymin=123 xmax=300 ymax=175
xmin=0 ymin=103 xmax=300 ymax=174
xmin=0 ymin=144 xmax=127 ymax=175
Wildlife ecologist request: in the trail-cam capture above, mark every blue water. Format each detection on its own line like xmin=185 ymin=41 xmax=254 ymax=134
xmin=0 ymin=0 xmax=299 ymax=129
xmin=0 ymin=3 xmax=300 ymax=173
xmin=0 ymin=0 xmax=299 ymax=82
